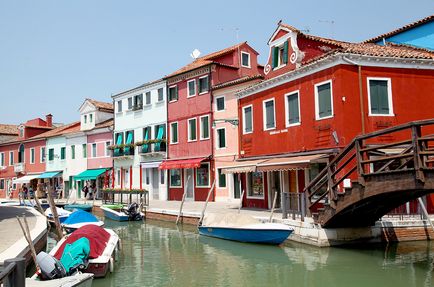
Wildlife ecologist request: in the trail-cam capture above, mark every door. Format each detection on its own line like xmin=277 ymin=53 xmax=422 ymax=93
xmin=152 ymin=168 xmax=159 ymax=200
xmin=269 ymin=171 xmax=281 ymax=209
xmin=184 ymin=168 xmax=194 ymax=200
xmin=6 ymin=179 xmax=11 ymax=198
xmin=233 ymin=173 xmax=241 ymax=199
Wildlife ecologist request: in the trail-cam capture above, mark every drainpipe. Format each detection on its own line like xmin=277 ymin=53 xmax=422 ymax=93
xmin=209 ymin=67 xmax=215 ymax=201
xmin=343 ymin=56 xmax=365 ymax=135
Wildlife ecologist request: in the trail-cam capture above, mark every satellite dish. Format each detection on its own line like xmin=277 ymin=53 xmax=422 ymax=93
xmin=190 ymin=49 xmax=201 ymax=59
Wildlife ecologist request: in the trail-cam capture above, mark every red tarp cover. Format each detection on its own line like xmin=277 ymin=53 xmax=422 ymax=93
xmin=159 ymin=157 xmax=207 ymax=170
xmin=54 ymin=225 xmax=110 ymax=259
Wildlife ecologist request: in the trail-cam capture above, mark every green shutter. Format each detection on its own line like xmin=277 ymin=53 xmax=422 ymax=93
xmin=369 ymin=80 xmax=390 ymax=115
xmin=142 ymin=128 xmax=149 ymax=152
xmin=48 ymin=149 xmax=54 ymax=161
xmin=175 ymin=86 xmax=178 ymax=100
xmin=318 ymin=83 xmax=332 ymax=118
xmin=272 ymin=46 xmax=279 ymax=68
xmin=283 ymin=41 xmax=289 ymax=64
xmin=61 ymin=147 xmax=65 ymax=160
xmin=288 ymin=93 xmax=299 ymax=124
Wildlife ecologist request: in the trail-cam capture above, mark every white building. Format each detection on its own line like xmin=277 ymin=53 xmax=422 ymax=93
xmin=112 ymin=79 xmax=167 ymax=200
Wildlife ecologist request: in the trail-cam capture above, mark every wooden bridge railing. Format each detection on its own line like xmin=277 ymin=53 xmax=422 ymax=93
xmin=304 ymin=119 xmax=434 ymax=215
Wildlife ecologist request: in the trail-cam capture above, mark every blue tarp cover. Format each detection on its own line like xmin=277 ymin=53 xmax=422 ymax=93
xmin=63 ymin=210 xmax=98 ymax=225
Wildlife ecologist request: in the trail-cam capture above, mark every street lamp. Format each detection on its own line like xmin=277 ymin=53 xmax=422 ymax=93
xmin=212 ymin=119 xmax=239 ymax=128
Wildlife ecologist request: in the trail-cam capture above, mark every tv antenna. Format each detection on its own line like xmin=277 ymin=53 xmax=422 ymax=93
xmin=190 ymin=49 xmax=201 ymax=59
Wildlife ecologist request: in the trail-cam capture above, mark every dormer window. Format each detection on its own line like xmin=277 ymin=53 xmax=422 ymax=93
xmin=272 ymin=41 xmax=289 ymax=69
xmin=241 ymin=52 xmax=251 ymax=68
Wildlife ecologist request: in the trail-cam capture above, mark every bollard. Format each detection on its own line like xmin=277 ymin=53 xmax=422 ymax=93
xmin=4 ymin=257 xmax=25 ymax=287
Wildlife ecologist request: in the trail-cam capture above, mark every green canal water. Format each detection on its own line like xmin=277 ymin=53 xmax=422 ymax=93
xmin=77 ymin=219 xmax=434 ymax=287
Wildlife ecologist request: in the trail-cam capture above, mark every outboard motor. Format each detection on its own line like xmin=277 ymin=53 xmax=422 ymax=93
xmin=124 ymin=202 xmax=142 ymax=221
xmin=36 ymin=251 xmax=67 ymax=280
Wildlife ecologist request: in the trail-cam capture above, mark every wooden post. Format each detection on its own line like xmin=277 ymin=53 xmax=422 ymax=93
xmin=47 ymin=188 xmax=63 ymax=241
xmin=238 ymin=189 xmax=245 ymax=214
xmin=355 ymin=139 xmax=365 ymax=186
xmin=16 ymin=215 xmax=39 ymax=272
xmin=33 ymin=196 xmax=45 ymax=215
xmin=176 ymin=175 xmax=190 ymax=225
xmin=198 ymin=179 xmax=216 ymax=227
xmin=412 ymin=125 xmax=425 ymax=182
xmin=269 ymin=191 xmax=278 ymax=223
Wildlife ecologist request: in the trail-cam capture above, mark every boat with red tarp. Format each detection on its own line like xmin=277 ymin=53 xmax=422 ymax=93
xmin=50 ymin=225 xmax=120 ymax=278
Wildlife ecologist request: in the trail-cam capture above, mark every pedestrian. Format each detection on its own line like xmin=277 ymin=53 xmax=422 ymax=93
xmin=82 ymin=184 xmax=89 ymax=199
xmin=22 ymin=183 xmax=28 ymax=199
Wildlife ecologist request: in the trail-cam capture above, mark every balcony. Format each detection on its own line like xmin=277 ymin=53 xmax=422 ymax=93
xmin=131 ymin=104 xmax=143 ymax=111
xmin=14 ymin=162 xmax=25 ymax=173
xmin=140 ymin=141 xmax=166 ymax=154
xmin=112 ymin=145 xmax=135 ymax=157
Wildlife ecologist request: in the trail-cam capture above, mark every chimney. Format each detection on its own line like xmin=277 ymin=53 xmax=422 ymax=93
xmin=45 ymin=114 xmax=53 ymax=127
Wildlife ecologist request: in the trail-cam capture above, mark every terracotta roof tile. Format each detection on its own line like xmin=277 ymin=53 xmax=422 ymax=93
xmin=87 ymin=99 xmax=113 ymax=112
xmin=364 ymin=14 xmax=434 ymax=44
xmin=94 ymin=119 xmax=114 ymax=129
xmin=30 ymin=121 xmax=81 ymax=139
xmin=0 ymin=124 xmax=18 ymax=136
xmin=212 ymin=74 xmax=264 ymax=90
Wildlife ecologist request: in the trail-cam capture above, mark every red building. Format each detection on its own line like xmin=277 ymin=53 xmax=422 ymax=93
xmin=230 ymin=23 xmax=434 ymax=209
xmin=0 ymin=115 xmax=54 ymax=198
xmin=161 ymin=42 xmax=261 ymax=201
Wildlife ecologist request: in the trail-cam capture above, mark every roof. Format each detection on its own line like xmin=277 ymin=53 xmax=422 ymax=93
xmin=212 ymin=74 xmax=264 ymax=90
xmin=0 ymin=124 xmax=18 ymax=136
xmin=87 ymin=99 xmax=113 ymax=113
xmin=111 ymin=78 xmax=165 ymax=99
xmin=364 ymin=14 xmax=434 ymax=44
xmin=30 ymin=121 xmax=81 ymax=139
xmin=94 ymin=118 xmax=114 ymax=129
xmin=165 ymin=42 xmax=248 ymax=78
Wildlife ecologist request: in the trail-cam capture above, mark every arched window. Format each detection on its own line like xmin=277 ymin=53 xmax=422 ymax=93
xmin=18 ymin=144 xmax=25 ymax=163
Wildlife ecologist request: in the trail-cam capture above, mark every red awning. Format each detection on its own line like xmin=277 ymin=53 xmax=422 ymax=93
xmin=159 ymin=157 xmax=207 ymax=170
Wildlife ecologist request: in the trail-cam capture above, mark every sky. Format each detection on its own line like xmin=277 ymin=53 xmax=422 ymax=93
xmin=0 ymin=0 xmax=433 ymax=125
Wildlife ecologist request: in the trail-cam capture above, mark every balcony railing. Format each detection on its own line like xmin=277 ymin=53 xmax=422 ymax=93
xmin=14 ymin=163 xmax=25 ymax=173
xmin=113 ymin=146 xmax=135 ymax=157
xmin=140 ymin=141 xmax=166 ymax=154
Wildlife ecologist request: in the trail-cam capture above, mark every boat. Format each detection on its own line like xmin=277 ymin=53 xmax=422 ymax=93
xmin=44 ymin=207 xmax=72 ymax=224
xmin=62 ymin=210 xmax=104 ymax=233
xmin=26 ymin=272 xmax=94 ymax=287
xmin=50 ymin=225 xmax=120 ymax=278
xmin=64 ymin=203 xmax=93 ymax=212
xmin=100 ymin=202 xmax=143 ymax=221
xmin=198 ymin=213 xmax=293 ymax=245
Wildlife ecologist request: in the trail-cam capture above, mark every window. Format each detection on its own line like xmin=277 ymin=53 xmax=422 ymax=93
xmin=29 ymin=148 xmax=35 ymax=164
xmin=263 ymin=99 xmax=276 ymax=130
xmin=169 ymin=169 xmax=182 ymax=187
xmin=0 ymin=153 xmax=4 ymax=166
xmin=216 ymin=96 xmax=225 ymax=111
xmin=117 ymin=100 xmax=122 ymax=112
xmin=315 ymin=81 xmax=333 ymax=120
xmin=154 ymin=124 xmax=166 ymax=152
xmin=92 ymin=143 xmax=97 ymax=158
xmin=241 ymin=51 xmax=251 ymax=68
xmin=19 ymin=127 xmax=24 ymax=138
xmin=145 ymin=92 xmax=151 ymax=105
xmin=168 ymin=86 xmax=178 ymax=102
xmin=170 ymin=122 xmax=178 ymax=144
xmin=84 ymin=115 xmax=87 ymax=124
xmin=243 ymin=105 xmax=253 ymax=134
xmin=71 ymin=145 xmax=76 ymax=159
xmin=217 ymin=169 xmax=226 ymax=188
xmin=0 ymin=179 xmax=4 ymax=190
xmin=368 ymin=78 xmax=393 ymax=116
xmin=40 ymin=147 xmax=45 ymax=163
xmin=272 ymin=41 xmax=289 ymax=69
xmin=157 ymin=88 xmax=164 ymax=102
xmin=12 ymin=178 xmax=16 ymax=190
xmin=285 ymin=91 xmax=300 ymax=126
xmin=128 ymin=97 xmax=133 ymax=110
xmin=187 ymin=79 xmax=196 ymax=97
xmin=196 ymin=163 xmax=210 ymax=187
xmin=188 ymin=118 xmax=197 ymax=141
xmin=247 ymin=172 xmax=264 ymax=198
xmin=82 ymin=144 xmax=87 ymax=158
xmin=160 ymin=170 xmax=165 ymax=184
xmin=9 ymin=151 xmax=14 ymax=165
xmin=216 ymin=128 xmax=226 ymax=149
xmin=60 ymin=147 xmax=66 ymax=160
xmin=133 ymin=94 xmax=143 ymax=110
xmin=198 ymin=76 xmax=209 ymax=94
xmin=48 ymin=148 xmax=54 ymax=161
xmin=142 ymin=126 xmax=151 ymax=153
xmin=105 ymin=141 xmax=111 ymax=156
xmin=145 ymin=169 xmax=150 ymax=185
xmin=200 ymin=115 xmax=210 ymax=140
xmin=89 ymin=114 xmax=93 ymax=123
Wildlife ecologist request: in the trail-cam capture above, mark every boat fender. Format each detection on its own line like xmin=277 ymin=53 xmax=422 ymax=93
xmin=109 ymin=257 xmax=114 ymax=273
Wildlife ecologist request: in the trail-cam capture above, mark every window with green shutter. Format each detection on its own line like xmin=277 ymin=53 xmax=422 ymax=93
xmin=168 ymin=86 xmax=178 ymax=102
xmin=243 ymin=106 xmax=253 ymax=133
xmin=369 ymin=79 xmax=390 ymax=115
xmin=264 ymin=99 xmax=275 ymax=130
xmin=198 ymin=76 xmax=209 ymax=94
xmin=48 ymin=148 xmax=54 ymax=161
xmin=82 ymin=144 xmax=87 ymax=158
xmin=217 ymin=128 xmax=226 ymax=149
xmin=170 ymin=122 xmax=178 ymax=144
xmin=188 ymin=118 xmax=197 ymax=141
xmin=60 ymin=147 xmax=65 ymax=160
xmin=188 ymin=80 xmax=196 ymax=97
xmin=71 ymin=145 xmax=75 ymax=159
xmin=316 ymin=82 xmax=332 ymax=119
xmin=272 ymin=46 xmax=279 ymax=68
xmin=218 ymin=168 xmax=226 ymax=188
xmin=286 ymin=92 xmax=300 ymax=125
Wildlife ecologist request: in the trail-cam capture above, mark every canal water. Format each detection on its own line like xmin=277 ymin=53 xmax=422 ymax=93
xmin=75 ymin=219 xmax=434 ymax=287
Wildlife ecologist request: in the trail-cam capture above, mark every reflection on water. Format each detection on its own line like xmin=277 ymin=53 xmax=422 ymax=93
xmin=90 ymin=220 xmax=433 ymax=287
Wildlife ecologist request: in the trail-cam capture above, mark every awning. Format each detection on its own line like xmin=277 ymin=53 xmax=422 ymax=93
xmin=74 ymin=168 xmax=109 ymax=181
xmin=141 ymin=161 xmax=162 ymax=169
xmin=221 ymin=160 xmax=267 ymax=174
xmin=38 ymin=171 xmax=62 ymax=179
xmin=257 ymin=154 xmax=327 ymax=172
xmin=13 ymin=174 xmax=41 ymax=184
xmin=159 ymin=157 xmax=207 ymax=170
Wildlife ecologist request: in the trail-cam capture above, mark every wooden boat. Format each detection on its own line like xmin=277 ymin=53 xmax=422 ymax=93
xmin=100 ymin=203 xmax=143 ymax=221
xmin=198 ymin=213 xmax=293 ymax=245
xmin=26 ymin=273 xmax=93 ymax=287
xmin=62 ymin=210 xmax=104 ymax=233
xmin=64 ymin=204 xmax=93 ymax=212
xmin=44 ymin=207 xmax=72 ymax=224
xmin=50 ymin=225 xmax=120 ymax=278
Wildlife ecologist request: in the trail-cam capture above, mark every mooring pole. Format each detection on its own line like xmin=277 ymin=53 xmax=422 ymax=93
xmin=269 ymin=191 xmax=278 ymax=223
xmin=198 ymin=179 xmax=216 ymax=227
xmin=176 ymin=175 xmax=190 ymax=225
xmin=238 ymin=189 xmax=245 ymax=214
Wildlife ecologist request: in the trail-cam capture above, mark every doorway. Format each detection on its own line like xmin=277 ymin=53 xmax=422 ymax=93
xmin=152 ymin=168 xmax=159 ymax=200
xmin=6 ymin=179 xmax=11 ymax=198
xmin=233 ymin=173 xmax=241 ymax=199
xmin=269 ymin=171 xmax=281 ymax=209
xmin=184 ymin=168 xmax=194 ymax=200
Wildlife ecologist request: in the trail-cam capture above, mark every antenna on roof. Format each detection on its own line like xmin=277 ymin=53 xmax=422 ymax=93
xmin=190 ymin=49 xmax=201 ymax=59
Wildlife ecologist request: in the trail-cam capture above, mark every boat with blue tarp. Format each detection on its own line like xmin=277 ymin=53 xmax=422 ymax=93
xmin=62 ymin=210 xmax=104 ymax=233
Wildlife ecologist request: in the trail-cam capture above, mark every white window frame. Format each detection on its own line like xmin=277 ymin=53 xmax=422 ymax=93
xmin=40 ymin=147 xmax=45 ymax=163
xmin=199 ymin=115 xmax=210 ymax=140
xmin=168 ymin=85 xmax=178 ymax=102
xmin=105 ymin=141 xmax=111 ymax=156
xmin=187 ymin=117 xmax=197 ymax=142
xmin=216 ymin=127 xmax=226 ymax=149
xmin=367 ymin=77 xmax=394 ymax=117
xmin=215 ymin=95 xmax=225 ymax=112
xmin=9 ymin=151 xmax=14 ymax=166
xmin=157 ymin=88 xmax=164 ymax=103
xmin=314 ymin=80 xmax=334 ymax=120
xmin=246 ymin=172 xmax=265 ymax=199
xmin=284 ymin=90 xmax=301 ymax=127
xmin=117 ymin=100 xmax=122 ymax=113
xmin=92 ymin=143 xmax=97 ymax=158
xmin=187 ymin=79 xmax=196 ymax=98
xmin=170 ymin=122 xmax=178 ymax=144
xmin=169 ymin=169 xmax=183 ymax=188
xmin=30 ymin=148 xmax=35 ymax=164
xmin=263 ymin=98 xmax=276 ymax=131
xmin=216 ymin=168 xmax=227 ymax=189
xmin=145 ymin=91 xmax=152 ymax=106
xmin=241 ymin=51 xmax=251 ymax=68
xmin=195 ymin=162 xmax=210 ymax=188
xmin=198 ymin=75 xmax=209 ymax=95
xmin=242 ymin=105 xmax=253 ymax=135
